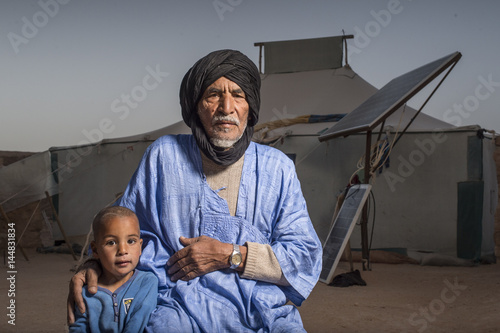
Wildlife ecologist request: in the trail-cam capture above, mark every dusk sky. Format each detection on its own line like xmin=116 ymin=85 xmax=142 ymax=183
xmin=2 ymin=0 xmax=499 ymax=152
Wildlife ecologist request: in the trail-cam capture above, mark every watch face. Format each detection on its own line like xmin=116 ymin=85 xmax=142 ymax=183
xmin=231 ymin=253 xmax=242 ymax=265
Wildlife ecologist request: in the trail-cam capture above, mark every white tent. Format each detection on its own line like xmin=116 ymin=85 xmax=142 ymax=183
xmin=48 ymin=121 xmax=190 ymax=236
xmin=0 ymin=151 xmax=57 ymax=212
xmin=251 ymin=40 xmax=497 ymax=263
xmin=48 ymin=63 xmax=496 ymax=263
xmin=2 ymin=37 xmax=497 ymax=264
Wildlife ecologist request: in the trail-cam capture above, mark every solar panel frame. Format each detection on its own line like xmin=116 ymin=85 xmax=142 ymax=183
xmin=319 ymin=184 xmax=372 ymax=285
xmin=318 ymin=52 xmax=462 ymax=141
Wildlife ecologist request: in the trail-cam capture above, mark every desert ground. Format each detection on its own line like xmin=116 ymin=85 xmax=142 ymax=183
xmin=1 ymin=248 xmax=499 ymax=333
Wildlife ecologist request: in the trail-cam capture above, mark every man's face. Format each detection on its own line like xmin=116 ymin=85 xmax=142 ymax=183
xmin=197 ymin=77 xmax=249 ymax=148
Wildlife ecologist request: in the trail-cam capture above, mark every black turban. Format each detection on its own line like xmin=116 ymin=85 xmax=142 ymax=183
xmin=179 ymin=49 xmax=261 ymax=165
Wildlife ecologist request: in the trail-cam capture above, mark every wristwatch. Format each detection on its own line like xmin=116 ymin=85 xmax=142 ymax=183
xmin=229 ymin=243 xmax=242 ymax=269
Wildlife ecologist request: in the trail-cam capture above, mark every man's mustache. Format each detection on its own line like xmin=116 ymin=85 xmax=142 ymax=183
xmin=212 ymin=115 xmax=240 ymax=126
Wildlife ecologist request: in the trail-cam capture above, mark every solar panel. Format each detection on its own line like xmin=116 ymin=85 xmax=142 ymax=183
xmin=318 ymin=52 xmax=461 ymax=141
xmin=319 ymin=184 xmax=372 ymax=285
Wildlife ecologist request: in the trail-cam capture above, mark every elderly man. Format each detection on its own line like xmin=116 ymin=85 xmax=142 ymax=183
xmin=69 ymin=49 xmax=322 ymax=332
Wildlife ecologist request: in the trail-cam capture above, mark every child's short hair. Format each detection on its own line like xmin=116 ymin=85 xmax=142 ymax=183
xmin=92 ymin=206 xmax=138 ymax=238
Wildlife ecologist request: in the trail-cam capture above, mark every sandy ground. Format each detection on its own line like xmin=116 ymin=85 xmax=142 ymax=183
xmin=1 ymin=249 xmax=499 ymax=333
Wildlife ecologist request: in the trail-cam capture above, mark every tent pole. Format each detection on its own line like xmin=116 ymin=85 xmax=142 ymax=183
xmin=0 ymin=204 xmax=29 ymax=261
xmin=253 ymin=42 xmax=264 ymax=74
xmin=361 ymin=131 xmax=372 ymax=271
xmin=45 ymin=191 xmax=77 ymax=260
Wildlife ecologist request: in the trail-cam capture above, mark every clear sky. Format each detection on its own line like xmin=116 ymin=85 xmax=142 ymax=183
xmin=1 ymin=0 xmax=499 ymax=152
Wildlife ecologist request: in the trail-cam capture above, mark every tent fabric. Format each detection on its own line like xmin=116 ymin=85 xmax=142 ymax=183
xmin=258 ymin=66 xmax=454 ymax=132
xmin=263 ymin=36 xmax=344 ymax=74
xmin=271 ymin=129 xmax=497 ymax=261
xmin=100 ymin=120 xmax=190 ymax=144
xmin=2 ymin=63 xmax=496 ymax=263
xmin=481 ymin=138 xmax=498 ymax=258
xmin=0 ymin=151 xmax=57 ymax=211
xmin=255 ymin=114 xmax=346 ymax=131
xmin=53 ymin=141 xmax=152 ymax=236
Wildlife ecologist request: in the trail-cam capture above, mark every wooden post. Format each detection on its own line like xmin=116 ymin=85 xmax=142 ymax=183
xmin=345 ymin=239 xmax=354 ymax=272
xmin=0 ymin=204 xmax=29 ymax=261
xmin=44 ymin=192 xmax=77 ymax=260
xmin=253 ymin=42 xmax=264 ymax=74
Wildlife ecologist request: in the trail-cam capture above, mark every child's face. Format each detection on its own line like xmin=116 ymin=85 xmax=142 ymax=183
xmin=91 ymin=216 xmax=142 ymax=284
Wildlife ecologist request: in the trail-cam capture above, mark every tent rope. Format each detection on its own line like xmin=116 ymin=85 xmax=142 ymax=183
xmin=15 ymin=199 xmax=41 ymax=248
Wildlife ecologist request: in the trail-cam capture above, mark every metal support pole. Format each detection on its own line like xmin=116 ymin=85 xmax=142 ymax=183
xmin=361 ymin=131 xmax=372 ymax=271
xmin=253 ymin=42 xmax=264 ymax=74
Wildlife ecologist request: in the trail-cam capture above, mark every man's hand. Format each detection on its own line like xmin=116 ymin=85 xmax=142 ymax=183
xmin=66 ymin=259 xmax=101 ymax=325
xmin=167 ymin=236 xmax=237 ymax=282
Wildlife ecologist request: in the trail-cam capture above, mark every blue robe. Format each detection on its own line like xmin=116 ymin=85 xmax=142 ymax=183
xmin=70 ymin=270 xmax=158 ymax=333
xmin=117 ymin=135 xmax=322 ymax=332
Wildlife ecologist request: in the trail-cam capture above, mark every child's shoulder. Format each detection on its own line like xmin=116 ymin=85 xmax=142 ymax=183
xmin=134 ymin=270 xmax=158 ymax=284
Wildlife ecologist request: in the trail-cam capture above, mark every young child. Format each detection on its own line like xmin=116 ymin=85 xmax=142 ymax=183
xmin=69 ymin=206 xmax=158 ymax=333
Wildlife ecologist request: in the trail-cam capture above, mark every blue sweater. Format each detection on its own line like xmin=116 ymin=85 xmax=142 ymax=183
xmin=70 ymin=270 xmax=158 ymax=333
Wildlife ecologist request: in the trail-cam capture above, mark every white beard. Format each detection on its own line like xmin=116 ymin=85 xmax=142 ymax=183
xmin=210 ymin=133 xmax=244 ymax=148
xmin=208 ymin=115 xmax=247 ymax=148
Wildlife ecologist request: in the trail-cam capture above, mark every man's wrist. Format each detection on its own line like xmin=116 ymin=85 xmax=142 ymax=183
xmin=229 ymin=244 xmax=242 ymax=269
xmin=227 ymin=243 xmax=247 ymax=272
